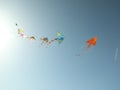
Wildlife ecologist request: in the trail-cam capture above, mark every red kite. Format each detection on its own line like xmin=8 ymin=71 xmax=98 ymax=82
xmin=86 ymin=36 xmax=98 ymax=49
xmin=76 ymin=36 xmax=98 ymax=56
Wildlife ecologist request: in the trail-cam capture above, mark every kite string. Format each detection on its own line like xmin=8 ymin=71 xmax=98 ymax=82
xmin=48 ymin=38 xmax=57 ymax=45
xmin=76 ymin=45 xmax=89 ymax=56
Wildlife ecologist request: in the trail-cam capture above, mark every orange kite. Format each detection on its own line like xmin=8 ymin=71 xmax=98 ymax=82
xmin=86 ymin=36 xmax=98 ymax=49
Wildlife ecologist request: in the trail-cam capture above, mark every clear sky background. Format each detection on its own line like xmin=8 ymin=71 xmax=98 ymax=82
xmin=0 ymin=0 xmax=120 ymax=90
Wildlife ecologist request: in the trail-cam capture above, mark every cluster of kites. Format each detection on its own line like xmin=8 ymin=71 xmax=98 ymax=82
xmin=16 ymin=23 xmax=64 ymax=47
xmin=16 ymin=23 xmax=99 ymax=56
xmin=15 ymin=23 xmax=120 ymax=60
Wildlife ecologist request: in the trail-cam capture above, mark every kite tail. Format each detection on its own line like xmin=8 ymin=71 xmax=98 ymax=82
xmin=76 ymin=45 xmax=89 ymax=56
xmin=87 ymin=44 xmax=91 ymax=49
xmin=20 ymin=33 xmax=29 ymax=38
xmin=47 ymin=38 xmax=57 ymax=45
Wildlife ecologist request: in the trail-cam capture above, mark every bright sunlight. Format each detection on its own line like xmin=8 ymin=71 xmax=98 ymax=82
xmin=0 ymin=15 xmax=13 ymax=52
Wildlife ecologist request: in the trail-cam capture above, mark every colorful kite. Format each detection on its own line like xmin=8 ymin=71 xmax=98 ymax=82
xmin=17 ymin=28 xmax=29 ymax=39
xmin=16 ymin=23 xmax=27 ymax=38
xmin=56 ymin=32 xmax=64 ymax=44
xmin=18 ymin=28 xmax=24 ymax=34
xmin=40 ymin=37 xmax=48 ymax=43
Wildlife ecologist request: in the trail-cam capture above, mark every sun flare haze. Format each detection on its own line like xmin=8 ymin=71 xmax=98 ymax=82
xmin=0 ymin=15 xmax=14 ymax=52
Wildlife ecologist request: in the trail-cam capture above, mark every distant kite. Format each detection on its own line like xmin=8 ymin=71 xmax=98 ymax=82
xmin=18 ymin=28 xmax=24 ymax=34
xmin=15 ymin=23 xmax=18 ymax=26
xmin=17 ymin=28 xmax=29 ymax=39
xmin=77 ymin=36 xmax=98 ymax=56
xmin=57 ymin=32 xmax=64 ymax=44
xmin=40 ymin=37 xmax=48 ymax=43
xmin=40 ymin=37 xmax=49 ymax=45
xmin=16 ymin=23 xmax=27 ymax=38
xmin=86 ymin=36 xmax=98 ymax=49
xmin=29 ymin=36 xmax=36 ymax=41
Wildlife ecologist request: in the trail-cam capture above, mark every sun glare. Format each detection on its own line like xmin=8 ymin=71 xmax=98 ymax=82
xmin=0 ymin=16 xmax=13 ymax=52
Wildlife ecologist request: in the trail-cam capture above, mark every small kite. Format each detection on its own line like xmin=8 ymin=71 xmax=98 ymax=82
xmin=16 ymin=23 xmax=27 ymax=38
xmin=17 ymin=28 xmax=29 ymax=39
xmin=15 ymin=23 xmax=18 ymax=26
xmin=39 ymin=37 xmax=50 ymax=47
xmin=18 ymin=28 xmax=24 ymax=34
xmin=40 ymin=37 xmax=49 ymax=44
xmin=57 ymin=32 xmax=64 ymax=44
xmin=40 ymin=37 xmax=48 ymax=43
xmin=29 ymin=36 xmax=36 ymax=41
xmin=15 ymin=23 xmax=23 ymax=34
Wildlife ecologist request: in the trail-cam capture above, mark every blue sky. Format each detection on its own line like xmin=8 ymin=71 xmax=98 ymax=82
xmin=0 ymin=0 xmax=120 ymax=90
